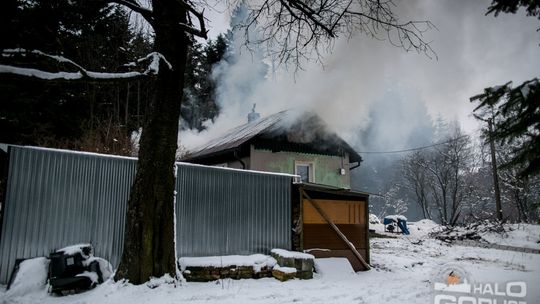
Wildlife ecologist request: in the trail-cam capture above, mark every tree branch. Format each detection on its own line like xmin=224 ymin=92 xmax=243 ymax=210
xmin=240 ymin=0 xmax=437 ymax=71
xmin=106 ymin=0 xmax=155 ymax=26
xmin=174 ymin=0 xmax=208 ymax=39
xmin=0 ymin=49 xmax=170 ymax=82
xmin=281 ymin=0 xmax=336 ymax=37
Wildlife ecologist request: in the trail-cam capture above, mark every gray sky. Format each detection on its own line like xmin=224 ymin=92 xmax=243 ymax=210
xmin=181 ymin=0 xmax=540 ymax=150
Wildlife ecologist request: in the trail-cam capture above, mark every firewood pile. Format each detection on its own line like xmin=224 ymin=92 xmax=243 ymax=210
xmin=430 ymin=220 xmax=507 ymax=243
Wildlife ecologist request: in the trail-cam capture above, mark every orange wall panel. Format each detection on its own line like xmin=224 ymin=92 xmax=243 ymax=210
xmin=303 ymin=199 xmax=366 ymax=224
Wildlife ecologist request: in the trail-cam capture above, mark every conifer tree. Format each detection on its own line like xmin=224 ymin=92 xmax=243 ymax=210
xmin=471 ymin=78 xmax=540 ymax=177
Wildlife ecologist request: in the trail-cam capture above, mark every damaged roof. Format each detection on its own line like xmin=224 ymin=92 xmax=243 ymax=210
xmin=183 ymin=110 xmax=362 ymax=163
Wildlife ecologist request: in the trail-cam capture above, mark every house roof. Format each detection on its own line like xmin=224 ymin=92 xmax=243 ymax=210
xmin=183 ymin=110 xmax=362 ymax=163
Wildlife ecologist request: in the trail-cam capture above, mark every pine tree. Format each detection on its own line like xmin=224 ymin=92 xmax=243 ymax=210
xmin=0 ymin=1 xmax=153 ymax=154
xmin=181 ymin=35 xmax=227 ymax=130
xmin=471 ymin=78 xmax=540 ymax=177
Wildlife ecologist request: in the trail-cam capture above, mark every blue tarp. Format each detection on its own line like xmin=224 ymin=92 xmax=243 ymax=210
xmin=383 ymin=216 xmax=410 ymax=235
xmin=383 ymin=218 xmax=394 ymax=225
xmin=397 ymin=220 xmax=410 ymax=235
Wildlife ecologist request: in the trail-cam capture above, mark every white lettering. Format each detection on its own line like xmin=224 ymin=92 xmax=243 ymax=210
xmin=474 ymin=284 xmax=484 ymax=294
xmin=477 ymin=298 xmax=492 ymax=304
xmin=435 ymin=294 xmax=456 ymax=304
xmin=506 ymin=282 xmax=526 ymax=298
xmin=458 ymin=296 xmax=477 ymax=304
xmin=494 ymin=283 xmax=505 ymax=296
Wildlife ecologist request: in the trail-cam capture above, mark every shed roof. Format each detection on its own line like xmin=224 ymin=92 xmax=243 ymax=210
xmin=183 ymin=110 xmax=362 ymax=163
xmin=296 ymin=182 xmax=370 ymax=199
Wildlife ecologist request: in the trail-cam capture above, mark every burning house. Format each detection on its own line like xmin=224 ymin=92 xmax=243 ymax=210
xmin=182 ymin=108 xmax=363 ymax=189
xmin=183 ymin=108 xmax=371 ymax=271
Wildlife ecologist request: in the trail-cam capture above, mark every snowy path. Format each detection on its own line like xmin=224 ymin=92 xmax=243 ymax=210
xmin=2 ymin=236 xmax=539 ymax=304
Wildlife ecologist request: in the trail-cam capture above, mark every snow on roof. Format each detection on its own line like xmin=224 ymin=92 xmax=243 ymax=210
xmin=185 ymin=110 xmax=290 ymax=159
xmin=184 ymin=110 xmax=362 ymax=162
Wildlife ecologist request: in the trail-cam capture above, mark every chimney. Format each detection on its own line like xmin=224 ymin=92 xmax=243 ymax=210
xmin=247 ymin=103 xmax=260 ymax=123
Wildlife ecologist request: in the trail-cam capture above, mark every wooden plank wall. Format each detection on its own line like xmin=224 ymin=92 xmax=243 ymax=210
xmin=302 ymin=199 xmax=369 ymax=271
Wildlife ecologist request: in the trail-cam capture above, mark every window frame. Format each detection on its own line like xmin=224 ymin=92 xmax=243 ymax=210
xmin=294 ymin=161 xmax=315 ymax=183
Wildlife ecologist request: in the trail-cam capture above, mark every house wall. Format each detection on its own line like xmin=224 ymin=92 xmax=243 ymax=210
xmin=224 ymin=157 xmax=249 ymax=170
xmin=249 ymin=146 xmax=351 ymax=188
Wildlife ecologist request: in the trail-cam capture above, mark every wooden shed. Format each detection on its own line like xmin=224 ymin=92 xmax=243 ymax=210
xmin=292 ymin=183 xmax=370 ymax=271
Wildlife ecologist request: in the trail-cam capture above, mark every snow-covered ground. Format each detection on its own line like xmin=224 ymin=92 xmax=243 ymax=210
xmin=2 ymin=222 xmax=539 ymax=304
xmin=470 ymin=223 xmax=540 ymax=250
xmin=372 ymin=218 xmax=540 ymax=250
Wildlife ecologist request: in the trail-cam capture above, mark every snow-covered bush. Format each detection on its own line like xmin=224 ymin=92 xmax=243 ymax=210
xmin=369 ymin=214 xmax=381 ymax=224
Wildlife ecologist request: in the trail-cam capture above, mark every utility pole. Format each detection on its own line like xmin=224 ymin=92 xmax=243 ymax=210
xmin=487 ymin=118 xmax=503 ymax=221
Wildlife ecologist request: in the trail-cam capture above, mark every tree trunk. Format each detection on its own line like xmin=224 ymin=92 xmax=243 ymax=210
xmin=115 ymin=0 xmax=188 ymax=284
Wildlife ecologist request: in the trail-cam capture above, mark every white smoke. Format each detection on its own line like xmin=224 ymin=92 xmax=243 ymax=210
xmin=180 ymin=0 xmax=540 ymax=152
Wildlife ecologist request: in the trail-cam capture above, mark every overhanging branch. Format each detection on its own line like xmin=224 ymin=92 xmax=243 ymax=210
xmin=106 ymin=0 xmax=155 ymax=26
xmin=284 ymin=0 xmax=337 ymax=38
xmin=242 ymin=0 xmax=437 ymax=71
xmin=174 ymin=0 xmax=208 ymax=39
xmin=0 ymin=49 xmax=170 ymax=82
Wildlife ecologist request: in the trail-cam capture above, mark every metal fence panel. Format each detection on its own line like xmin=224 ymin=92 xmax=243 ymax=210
xmin=0 ymin=147 xmax=136 ymax=284
xmin=175 ymin=165 xmax=291 ymax=257
xmin=0 ymin=146 xmax=292 ymax=284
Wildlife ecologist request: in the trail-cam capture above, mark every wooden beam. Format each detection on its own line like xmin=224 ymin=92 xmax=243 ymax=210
xmin=300 ymin=189 xmax=371 ymax=270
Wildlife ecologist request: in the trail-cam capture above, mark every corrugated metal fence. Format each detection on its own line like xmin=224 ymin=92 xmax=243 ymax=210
xmin=0 ymin=146 xmax=292 ymax=284
xmin=176 ymin=165 xmax=291 ymax=257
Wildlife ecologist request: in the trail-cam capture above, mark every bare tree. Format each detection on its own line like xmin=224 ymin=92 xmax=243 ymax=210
xmin=425 ymin=127 xmax=472 ymax=226
xmin=459 ymin=144 xmax=497 ymax=223
xmin=1 ymin=0 xmax=435 ymax=284
xmin=239 ymin=0 xmax=435 ymax=69
xmin=401 ymin=125 xmax=474 ymax=225
xmin=375 ymin=183 xmax=408 ymax=219
xmin=402 ymin=151 xmax=432 ymax=219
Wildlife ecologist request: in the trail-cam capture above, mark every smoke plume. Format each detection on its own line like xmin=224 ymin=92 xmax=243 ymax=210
xmin=180 ymin=0 xmax=539 ymax=156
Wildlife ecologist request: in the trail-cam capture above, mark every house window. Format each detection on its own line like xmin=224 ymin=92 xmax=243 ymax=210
xmin=295 ymin=161 xmax=314 ymax=183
